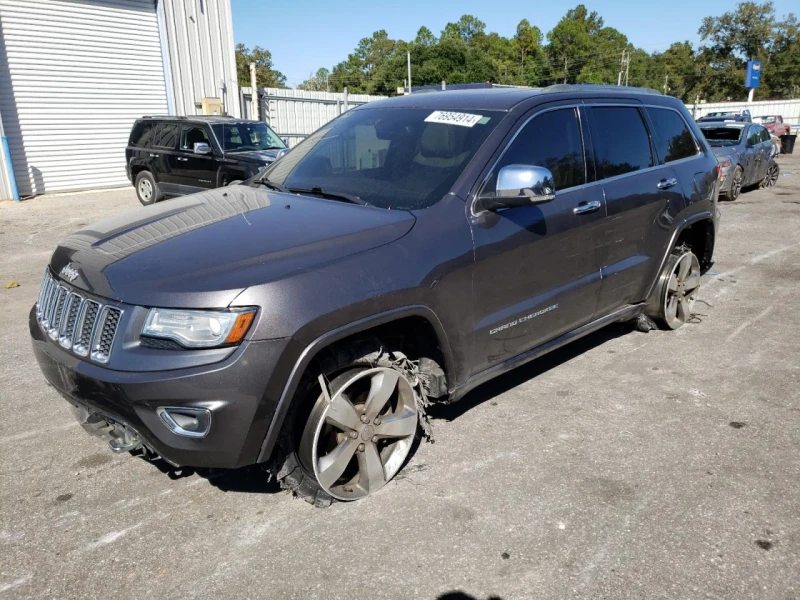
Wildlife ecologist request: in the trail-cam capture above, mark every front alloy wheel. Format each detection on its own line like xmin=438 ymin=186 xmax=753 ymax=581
xmin=300 ymin=367 xmax=419 ymax=501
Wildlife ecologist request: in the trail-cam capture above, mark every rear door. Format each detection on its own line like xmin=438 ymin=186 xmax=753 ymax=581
xmin=742 ymin=125 xmax=763 ymax=185
xmin=149 ymin=123 xmax=181 ymax=193
xmin=172 ymin=125 xmax=218 ymax=192
xmin=587 ymin=105 xmax=685 ymax=315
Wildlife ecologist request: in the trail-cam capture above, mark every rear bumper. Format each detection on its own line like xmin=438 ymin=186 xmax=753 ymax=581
xmin=30 ymin=307 xmax=290 ymax=469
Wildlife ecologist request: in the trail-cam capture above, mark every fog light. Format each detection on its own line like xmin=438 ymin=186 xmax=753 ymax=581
xmin=157 ymin=407 xmax=212 ymax=438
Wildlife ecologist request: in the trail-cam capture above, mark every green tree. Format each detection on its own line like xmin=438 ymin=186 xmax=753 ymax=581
xmin=547 ymin=5 xmax=604 ymax=83
xmin=414 ymin=26 xmax=437 ymax=47
xmin=298 ymin=68 xmax=330 ymax=91
xmin=235 ymin=44 xmax=286 ymax=88
xmin=514 ymin=19 xmax=543 ymax=81
xmin=440 ymin=15 xmax=486 ymax=46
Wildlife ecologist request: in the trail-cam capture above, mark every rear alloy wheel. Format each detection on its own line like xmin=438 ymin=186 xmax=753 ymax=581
xmin=761 ymin=163 xmax=780 ymax=189
xmin=135 ymin=171 xmax=162 ymax=206
xmin=299 ymin=366 xmax=419 ymax=501
xmin=647 ymin=247 xmax=701 ymax=330
xmin=729 ymin=166 xmax=743 ymax=200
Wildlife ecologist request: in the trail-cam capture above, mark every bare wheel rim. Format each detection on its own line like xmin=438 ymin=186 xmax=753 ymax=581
xmin=138 ymin=179 xmax=153 ymax=200
xmin=764 ymin=164 xmax=779 ymax=188
xmin=311 ymin=367 xmax=418 ymax=501
xmin=731 ymin=168 xmax=743 ymax=199
xmin=662 ymin=252 xmax=700 ymax=329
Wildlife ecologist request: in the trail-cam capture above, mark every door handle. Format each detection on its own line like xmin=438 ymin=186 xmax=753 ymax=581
xmin=657 ymin=178 xmax=678 ymax=190
xmin=177 ymin=157 xmax=188 ymax=162
xmin=573 ymin=200 xmax=602 ymax=215
xmin=149 ymin=153 xmax=159 ymax=158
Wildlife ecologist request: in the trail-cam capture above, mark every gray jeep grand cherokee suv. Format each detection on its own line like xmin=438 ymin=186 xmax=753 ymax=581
xmin=31 ymin=85 xmax=720 ymax=506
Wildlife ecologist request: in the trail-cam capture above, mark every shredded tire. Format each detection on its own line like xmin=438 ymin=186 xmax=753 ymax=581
xmin=270 ymin=337 xmax=434 ymax=507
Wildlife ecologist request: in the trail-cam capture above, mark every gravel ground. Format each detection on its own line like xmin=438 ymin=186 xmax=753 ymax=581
xmin=1 ymin=159 xmax=799 ymax=600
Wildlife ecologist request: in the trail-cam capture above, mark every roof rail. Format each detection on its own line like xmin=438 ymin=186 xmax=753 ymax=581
xmin=542 ymin=84 xmax=662 ymax=96
xmin=141 ymin=115 xmax=237 ymax=120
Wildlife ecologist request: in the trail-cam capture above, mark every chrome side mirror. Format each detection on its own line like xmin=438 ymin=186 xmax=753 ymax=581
xmin=481 ymin=164 xmax=556 ymax=211
xmin=193 ymin=142 xmax=211 ymax=155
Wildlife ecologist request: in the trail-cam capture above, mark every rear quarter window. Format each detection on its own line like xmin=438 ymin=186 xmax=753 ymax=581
xmin=129 ymin=122 xmax=154 ymax=147
xmin=588 ymin=106 xmax=654 ymax=179
xmin=645 ymin=107 xmax=699 ymax=163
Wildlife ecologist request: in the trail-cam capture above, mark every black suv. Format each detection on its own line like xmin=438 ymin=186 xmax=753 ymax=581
xmin=126 ymin=116 xmax=287 ymax=205
xmin=32 ymin=85 xmax=719 ymax=506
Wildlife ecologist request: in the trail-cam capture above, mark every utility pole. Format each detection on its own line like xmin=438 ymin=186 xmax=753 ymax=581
xmin=618 ymin=49 xmax=625 ymax=86
xmin=563 ymin=57 xmax=568 ymax=84
xmin=407 ymin=50 xmax=412 ymax=93
xmin=663 ymin=74 xmax=669 ymax=95
xmin=624 ymin=52 xmax=630 ymax=86
xmin=747 ymin=88 xmax=755 ymax=103
xmin=249 ymin=62 xmax=257 ymax=120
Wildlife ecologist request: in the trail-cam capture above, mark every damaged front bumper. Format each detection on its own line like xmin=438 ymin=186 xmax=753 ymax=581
xmin=30 ymin=307 xmax=290 ymax=469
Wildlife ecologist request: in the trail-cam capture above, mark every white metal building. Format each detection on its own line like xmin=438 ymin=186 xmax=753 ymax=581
xmin=0 ymin=0 xmax=239 ymax=199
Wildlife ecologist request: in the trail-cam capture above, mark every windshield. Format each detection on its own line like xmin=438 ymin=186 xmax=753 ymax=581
xmin=261 ymin=107 xmax=502 ymax=210
xmin=754 ymin=116 xmax=776 ymax=124
xmin=701 ymin=126 xmax=744 ymax=147
xmin=212 ymin=122 xmax=286 ymax=152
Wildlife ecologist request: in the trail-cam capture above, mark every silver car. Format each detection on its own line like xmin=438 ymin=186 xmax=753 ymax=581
xmin=700 ymin=122 xmax=778 ymax=200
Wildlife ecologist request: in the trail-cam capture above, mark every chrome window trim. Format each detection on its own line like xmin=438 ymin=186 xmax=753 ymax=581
xmin=470 ymin=100 xmax=706 ymax=217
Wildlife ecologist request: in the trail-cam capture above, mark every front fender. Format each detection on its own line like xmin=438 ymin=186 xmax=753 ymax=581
xmin=254 ymin=304 xmax=453 ymax=463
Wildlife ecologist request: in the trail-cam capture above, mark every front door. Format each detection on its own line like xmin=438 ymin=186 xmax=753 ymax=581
xmin=171 ymin=125 xmax=218 ymax=192
xmin=469 ymin=106 xmax=604 ymax=374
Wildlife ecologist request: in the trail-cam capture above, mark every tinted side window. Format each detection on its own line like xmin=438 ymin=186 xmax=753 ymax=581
xmin=130 ymin=122 xmax=154 ymax=147
xmin=747 ymin=126 xmax=761 ymax=146
xmin=645 ymin=107 xmax=698 ymax=163
xmin=759 ymin=127 xmax=771 ymax=143
xmin=153 ymin=124 xmax=179 ymax=149
xmin=180 ymin=126 xmax=210 ymax=151
xmin=588 ymin=107 xmax=653 ymax=179
xmin=487 ymin=108 xmax=586 ymax=192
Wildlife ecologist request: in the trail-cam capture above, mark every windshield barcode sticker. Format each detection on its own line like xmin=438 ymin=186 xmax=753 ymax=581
xmin=425 ymin=111 xmax=484 ymax=127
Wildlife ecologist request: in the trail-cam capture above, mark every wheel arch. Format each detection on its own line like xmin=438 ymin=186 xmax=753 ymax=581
xmin=644 ymin=212 xmax=715 ymax=300
xmin=256 ymin=305 xmax=454 ymax=463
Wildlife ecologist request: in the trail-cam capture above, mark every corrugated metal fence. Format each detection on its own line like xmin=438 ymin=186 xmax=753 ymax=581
xmin=241 ymin=88 xmax=386 ymax=147
xmin=688 ymin=98 xmax=800 ymax=126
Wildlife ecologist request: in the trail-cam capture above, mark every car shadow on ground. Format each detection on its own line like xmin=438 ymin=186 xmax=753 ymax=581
xmin=428 ymin=321 xmax=635 ymax=422
xmin=140 ymin=321 xmax=639 ymax=493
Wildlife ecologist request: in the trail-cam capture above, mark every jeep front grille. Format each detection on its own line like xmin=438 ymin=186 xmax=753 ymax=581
xmin=36 ymin=270 xmax=122 ymax=364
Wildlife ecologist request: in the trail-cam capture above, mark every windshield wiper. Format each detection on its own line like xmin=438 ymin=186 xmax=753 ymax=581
xmin=288 ymin=186 xmax=369 ymax=206
xmin=255 ymin=176 xmax=290 ymax=193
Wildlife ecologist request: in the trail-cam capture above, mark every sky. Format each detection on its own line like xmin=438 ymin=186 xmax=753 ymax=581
xmin=231 ymin=0 xmax=798 ymax=88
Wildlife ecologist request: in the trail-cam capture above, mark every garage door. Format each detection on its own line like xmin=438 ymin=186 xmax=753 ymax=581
xmin=0 ymin=0 xmax=169 ymax=196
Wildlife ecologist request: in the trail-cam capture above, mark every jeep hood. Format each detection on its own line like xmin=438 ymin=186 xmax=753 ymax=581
xmin=50 ymin=186 xmax=415 ymax=308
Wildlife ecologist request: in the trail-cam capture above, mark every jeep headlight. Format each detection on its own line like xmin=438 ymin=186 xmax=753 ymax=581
xmin=142 ymin=308 xmax=256 ymax=348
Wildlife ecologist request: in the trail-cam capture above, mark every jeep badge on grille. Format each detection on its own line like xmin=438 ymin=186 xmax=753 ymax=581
xmin=60 ymin=263 xmax=79 ymax=282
